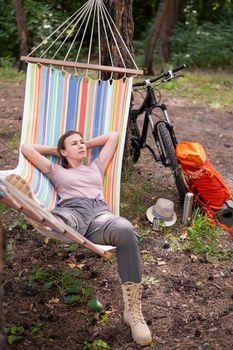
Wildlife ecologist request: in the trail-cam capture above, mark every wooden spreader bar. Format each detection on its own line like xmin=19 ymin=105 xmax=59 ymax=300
xmin=21 ymin=56 xmax=144 ymax=76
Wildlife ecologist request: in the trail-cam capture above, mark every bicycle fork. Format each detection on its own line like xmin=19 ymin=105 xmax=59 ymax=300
xmin=150 ymin=104 xmax=179 ymax=165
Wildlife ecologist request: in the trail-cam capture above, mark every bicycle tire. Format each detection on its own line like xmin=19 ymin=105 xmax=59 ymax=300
xmin=157 ymin=122 xmax=186 ymax=202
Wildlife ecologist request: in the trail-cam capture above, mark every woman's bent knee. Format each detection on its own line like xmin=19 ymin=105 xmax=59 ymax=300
xmin=108 ymin=217 xmax=138 ymax=246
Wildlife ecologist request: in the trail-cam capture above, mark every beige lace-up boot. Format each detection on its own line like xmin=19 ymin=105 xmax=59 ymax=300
xmin=122 ymin=282 xmax=152 ymax=346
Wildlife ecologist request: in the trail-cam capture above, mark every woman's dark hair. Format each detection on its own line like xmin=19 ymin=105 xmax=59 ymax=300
xmin=57 ymin=130 xmax=83 ymax=168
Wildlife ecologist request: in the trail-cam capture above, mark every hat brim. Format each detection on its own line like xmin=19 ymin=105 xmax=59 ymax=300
xmin=146 ymin=205 xmax=177 ymax=227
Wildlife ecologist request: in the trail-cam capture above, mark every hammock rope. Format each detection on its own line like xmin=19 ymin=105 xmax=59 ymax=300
xmin=51 ymin=1 xmax=94 ymax=61
xmin=86 ymin=0 xmax=97 ymax=76
xmin=24 ymin=0 xmax=141 ymax=76
xmin=28 ymin=0 xmax=92 ymax=58
xmin=64 ymin=2 xmax=93 ymax=62
xmin=100 ymin=0 xmax=140 ymax=71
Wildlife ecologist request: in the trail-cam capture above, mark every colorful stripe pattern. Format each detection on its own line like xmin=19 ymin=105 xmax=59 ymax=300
xmin=1 ymin=63 xmax=133 ymax=214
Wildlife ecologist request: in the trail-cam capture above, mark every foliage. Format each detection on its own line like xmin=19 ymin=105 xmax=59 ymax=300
xmin=64 ymin=243 xmax=80 ymax=252
xmin=59 ymin=270 xmax=82 ymax=294
xmin=171 ymin=4 xmax=233 ymax=67
xmin=0 ymin=0 xmax=232 ymax=68
xmin=7 ymin=325 xmax=25 ymax=345
xmin=31 ymin=322 xmax=44 ymax=335
xmin=83 ymin=339 xmax=110 ymax=350
xmin=138 ymin=229 xmax=151 ymax=241
xmin=181 ymin=209 xmax=233 ymax=261
xmin=142 ymin=253 xmax=155 ymax=263
xmin=87 ymin=299 xmax=103 ymax=312
xmin=29 ymin=265 xmax=100 ymax=308
xmin=0 ymin=0 xmax=19 ymax=64
xmin=185 ymin=0 xmax=233 ymax=23
xmin=0 ymin=0 xmax=87 ymax=62
xmin=10 ymin=214 xmax=29 ymax=230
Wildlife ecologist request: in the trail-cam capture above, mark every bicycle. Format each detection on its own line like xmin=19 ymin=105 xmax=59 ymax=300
xmin=130 ymin=64 xmax=187 ymax=202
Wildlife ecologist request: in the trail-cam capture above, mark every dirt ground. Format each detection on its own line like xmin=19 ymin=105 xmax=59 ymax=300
xmin=0 ymin=76 xmax=233 ymax=350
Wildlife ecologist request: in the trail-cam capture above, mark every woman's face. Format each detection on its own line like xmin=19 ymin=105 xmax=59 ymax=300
xmin=61 ymin=133 xmax=87 ymax=162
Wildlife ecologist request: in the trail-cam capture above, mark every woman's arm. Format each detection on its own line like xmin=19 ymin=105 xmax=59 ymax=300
xmin=86 ymin=132 xmax=119 ymax=172
xmin=21 ymin=144 xmax=58 ymax=174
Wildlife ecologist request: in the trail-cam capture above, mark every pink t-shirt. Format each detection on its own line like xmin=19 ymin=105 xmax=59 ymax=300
xmin=46 ymin=158 xmax=105 ymax=203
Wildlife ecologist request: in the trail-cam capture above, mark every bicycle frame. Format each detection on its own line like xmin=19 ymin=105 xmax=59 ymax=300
xmin=130 ymin=64 xmax=187 ymax=202
xmin=131 ymin=85 xmax=178 ymax=167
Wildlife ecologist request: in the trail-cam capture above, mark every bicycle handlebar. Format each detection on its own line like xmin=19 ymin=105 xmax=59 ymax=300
xmin=133 ymin=64 xmax=186 ymax=87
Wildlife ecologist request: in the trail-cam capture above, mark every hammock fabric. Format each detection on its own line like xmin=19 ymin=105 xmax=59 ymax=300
xmin=0 ymin=63 xmax=133 ymax=256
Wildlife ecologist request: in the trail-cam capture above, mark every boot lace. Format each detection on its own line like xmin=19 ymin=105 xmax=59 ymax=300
xmin=126 ymin=284 xmax=145 ymax=325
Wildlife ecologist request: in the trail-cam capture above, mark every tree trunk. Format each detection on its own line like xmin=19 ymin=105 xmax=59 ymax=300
xmin=101 ymin=0 xmax=134 ymax=80
xmin=13 ymin=0 xmax=30 ymax=71
xmin=0 ymin=223 xmax=8 ymax=350
xmin=158 ymin=1 xmax=173 ymax=61
xmin=144 ymin=0 xmax=183 ymax=74
xmin=144 ymin=0 xmax=169 ymax=74
xmin=101 ymin=0 xmax=135 ymax=169
xmin=159 ymin=0 xmax=183 ymax=61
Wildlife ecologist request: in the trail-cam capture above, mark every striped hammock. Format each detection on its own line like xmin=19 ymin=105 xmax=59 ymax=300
xmin=1 ymin=63 xmax=133 ymax=215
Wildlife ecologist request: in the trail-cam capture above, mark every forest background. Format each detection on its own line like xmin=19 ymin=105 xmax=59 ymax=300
xmin=0 ymin=0 xmax=233 ymax=72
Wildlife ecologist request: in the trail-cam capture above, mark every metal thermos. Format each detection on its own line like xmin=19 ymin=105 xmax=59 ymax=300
xmin=182 ymin=192 xmax=194 ymax=225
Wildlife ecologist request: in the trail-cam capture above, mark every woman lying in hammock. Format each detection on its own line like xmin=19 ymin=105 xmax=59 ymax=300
xmin=21 ymin=130 xmax=152 ymax=347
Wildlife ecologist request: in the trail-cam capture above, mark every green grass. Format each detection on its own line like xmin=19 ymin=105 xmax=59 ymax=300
xmin=10 ymin=214 xmax=29 ymax=230
xmin=120 ymin=177 xmax=155 ymax=220
xmin=0 ymin=202 xmax=8 ymax=214
xmin=180 ymin=209 xmax=233 ymax=261
xmin=133 ymin=69 xmax=233 ymax=108
xmin=0 ymin=66 xmax=25 ymax=83
xmin=1 ymin=65 xmax=232 ymax=107
xmin=7 ymin=133 xmax=21 ymax=151
xmin=162 ymin=70 xmax=233 ymax=107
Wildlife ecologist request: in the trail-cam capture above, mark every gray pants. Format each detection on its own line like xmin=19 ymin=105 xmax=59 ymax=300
xmin=52 ymin=197 xmax=142 ymax=283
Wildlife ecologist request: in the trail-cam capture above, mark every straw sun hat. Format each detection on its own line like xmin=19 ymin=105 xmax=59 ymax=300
xmin=146 ymin=198 xmax=177 ymax=227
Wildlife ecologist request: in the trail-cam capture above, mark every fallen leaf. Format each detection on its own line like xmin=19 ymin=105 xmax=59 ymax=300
xmin=44 ymin=237 xmax=50 ymax=245
xmin=196 ymin=281 xmax=204 ymax=288
xmin=49 ymin=297 xmax=60 ymax=304
xmin=67 ymin=263 xmax=76 ymax=269
xmin=105 ymin=309 xmax=117 ymax=315
xmin=191 ymin=254 xmax=198 ymax=261
xmin=76 ymin=263 xmax=85 ymax=269
xmin=142 ymin=276 xmax=160 ymax=285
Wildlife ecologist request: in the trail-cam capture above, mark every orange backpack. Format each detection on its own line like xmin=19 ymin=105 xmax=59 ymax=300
xmin=176 ymin=142 xmax=233 ymax=235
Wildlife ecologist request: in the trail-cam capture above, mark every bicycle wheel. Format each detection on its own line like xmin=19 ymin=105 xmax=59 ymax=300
xmin=157 ymin=122 xmax=186 ymax=202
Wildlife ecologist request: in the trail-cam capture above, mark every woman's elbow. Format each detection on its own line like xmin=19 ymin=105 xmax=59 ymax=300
xmin=21 ymin=144 xmax=31 ymax=157
xmin=21 ymin=144 xmax=27 ymax=154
